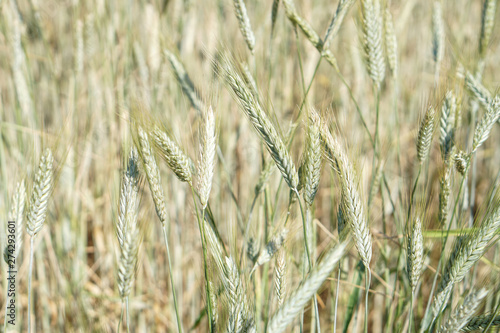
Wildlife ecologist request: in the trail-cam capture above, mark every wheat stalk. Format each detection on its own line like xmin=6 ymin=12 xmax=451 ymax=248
xmin=5 ymin=180 xmax=26 ymax=260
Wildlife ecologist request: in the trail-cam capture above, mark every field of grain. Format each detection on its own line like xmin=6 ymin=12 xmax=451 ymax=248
xmin=1 ymin=0 xmax=500 ymax=332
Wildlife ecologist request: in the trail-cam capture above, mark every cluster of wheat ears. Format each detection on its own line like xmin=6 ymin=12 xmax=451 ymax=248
xmin=2 ymin=0 xmax=500 ymax=332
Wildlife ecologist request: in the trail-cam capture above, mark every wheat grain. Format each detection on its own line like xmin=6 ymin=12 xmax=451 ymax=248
xmin=439 ymin=91 xmax=456 ymax=160
xmin=432 ymin=2 xmax=445 ymax=73
xmin=274 ymin=248 xmax=286 ymax=307
xmin=465 ymin=71 xmax=492 ymax=110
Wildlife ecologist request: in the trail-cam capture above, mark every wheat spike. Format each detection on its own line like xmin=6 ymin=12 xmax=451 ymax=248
xmin=417 ymin=106 xmax=436 ymax=163
xmin=438 ymin=166 xmax=452 ymax=226
xmin=302 ymin=109 xmax=322 ymax=206
xmin=465 ymin=71 xmax=493 ymax=110
xmin=26 ymin=149 xmax=54 ymax=237
xmin=152 ymin=126 xmax=193 ymax=184
xmin=384 ymin=7 xmax=398 ymax=77
xmin=267 ymin=241 xmax=348 ymax=333
xmin=164 ymin=48 xmax=204 ymax=113
xmin=432 ymin=2 xmax=445 ymax=69
xmin=322 ymin=126 xmax=372 ymax=267
xmin=430 ymin=200 xmax=500 ymax=324
xmin=462 ymin=313 xmax=500 ymax=331
xmin=439 ymin=91 xmax=456 ymax=160
xmin=439 ymin=289 xmax=488 ymax=333
xmin=472 ymin=96 xmax=500 ymax=153
xmin=233 ymin=0 xmax=256 ymax=53
xmin=136 ymin=126 xmax=169 ymax=226
xmin=274 ymin=248 xmax=286 ymax=307
xmin=221 ymin=56 xmax=298 ymax=190
xmin=360 ymin=0 xmax=386 ymax=87
xmin=197 ymin=106 xmax=217 ymax=209
xmin=323 ymin=0 xmax=356 ymax=50
xmin=253 ymin=229 xmax=288 ymax=268
xmin=479 ymin=0 xmax=497 ymax=57
xmin=116 ymin=147 xmax=140 ymax=248
xmin=407 ymin=217 xmax=424 ymax=293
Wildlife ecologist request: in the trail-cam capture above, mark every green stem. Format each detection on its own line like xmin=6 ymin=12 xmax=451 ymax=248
xmin=190 ymin=185 xmax=213 ymax=332
xmin=118 ymin=301 xmax=124 ymax=333
xmin=27 ymin=236 xmax=35 ymax=333
xmin=161 ymin=225 xmax=183 ymax=333
xmin=364 ymin=267 xmax=371 ymax=333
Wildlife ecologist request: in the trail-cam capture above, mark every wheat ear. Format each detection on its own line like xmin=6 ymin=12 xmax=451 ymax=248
xmin=430 ymin=201 xmax=500 ymax=323
xmin=266 ymin=241 xmax=348 ymax=333
xmin=462 ymin=313 xmax=500 ymax=331
xmin=233 ymin=0 xmax=255 ymax=53
xmin=197 ymin=106 xmax=217 ymax=209
xmin=323 ymin=0 xmax=356 ymax=50
xmin=164 ymin=48 xmax=204 ymax=113
xmin=479 ymin=0 xmax=497 ymax=57
xmin=407 ymin=217 xmax=424 ymax=293
xmin=274 ymin=248 xmax=286 ymax=307
xmin=152 ymin=126 xmax=193 ymax=184
xmin=26 ymin=148 xmax=54 ymax=333
xmin=465 ymin=71 xmax=493 ymax=110
xmin=322 ymin=126 xmax=372 ymax=267
xmin=439 ymin=289 xmax=488 ymax=333
xmin=384 ymin=7 xmax=398 ymax=77
xmin=360 ymin=0 xmax=386 ymax=87
xmin=432 ymin=1 xmax=445 ymax=78
xmin=26 ymin=148 xmax=54 ymax=237
xmin=417 ymin=106 xmax=437 ymax=164
xmin=472 ymin=96 xmax=500 ymax=153
xmin=302 ymin=109 xmax=322 ymax=206
xmin=439 ymin=91 xmax=456 ymax=160
xmin=221 ymin=56 xmax=298 ymax=190
xmin=116 ymin=147 xmax=141 ymax=299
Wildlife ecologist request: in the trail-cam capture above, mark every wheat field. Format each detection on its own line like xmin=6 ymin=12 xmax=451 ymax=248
xmin=1 ymin=0 xmax=500 ymax=332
